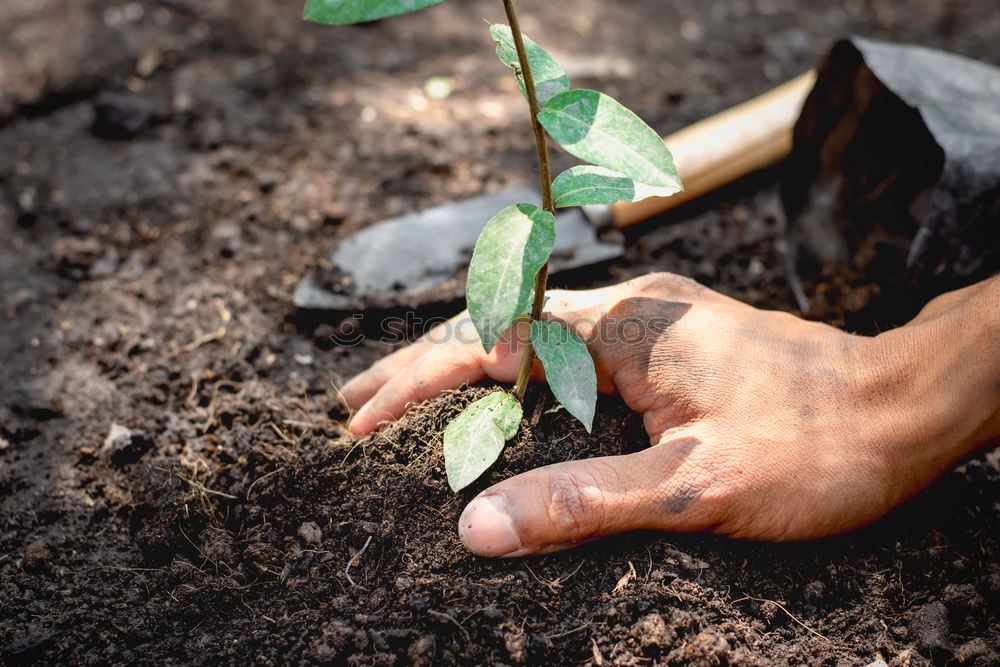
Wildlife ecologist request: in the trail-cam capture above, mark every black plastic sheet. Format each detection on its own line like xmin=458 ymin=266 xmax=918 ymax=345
xmin=783 ymin=37 xmax=1000 ymax=325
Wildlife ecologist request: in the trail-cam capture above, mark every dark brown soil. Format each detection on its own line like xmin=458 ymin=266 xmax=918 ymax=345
xmin=2 ymin=1 xmax=999 ymax=665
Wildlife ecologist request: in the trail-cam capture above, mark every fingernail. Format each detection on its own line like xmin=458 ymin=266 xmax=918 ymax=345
xmin=458 ymin=494 xmax=523 ymax=557
xmin=348 ymin=402 xmax=370 ymax=433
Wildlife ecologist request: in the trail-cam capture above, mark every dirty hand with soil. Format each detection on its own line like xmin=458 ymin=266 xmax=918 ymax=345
xmin=342 ymin=273 xmax=1000 ymax=557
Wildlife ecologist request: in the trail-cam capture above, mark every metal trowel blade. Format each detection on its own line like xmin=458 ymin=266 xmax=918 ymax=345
xmin=294 ymin=186 xmax=622 ymax=312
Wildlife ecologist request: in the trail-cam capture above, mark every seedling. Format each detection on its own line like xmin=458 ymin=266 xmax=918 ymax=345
xmin=305 ymin=0 xmax=682 ymax=490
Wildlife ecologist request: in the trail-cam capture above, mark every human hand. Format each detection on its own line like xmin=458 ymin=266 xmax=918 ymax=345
xmin=341 ymin=273 xmax=1000 ymax=556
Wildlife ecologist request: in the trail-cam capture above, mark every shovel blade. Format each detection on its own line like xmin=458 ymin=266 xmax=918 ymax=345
xmin=294 ymin=187 xmax=621 ymax=311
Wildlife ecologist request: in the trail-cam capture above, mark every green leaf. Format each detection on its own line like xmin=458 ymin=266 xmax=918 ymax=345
xmin=538 ymin=89 xmax=679 ymax=188
xmin=303 ymin=0 xmax=444 ymax=25
xmin=444 ymin=391 xmax=523 ymax=492
xmin=467 ymin=204 xmax=555 ymax=353
xmin=489 ymin=25 xmax=570 ymax=107
xmin=530 ymin=319 xmax=597 ymax=432
xmin=552 ymin=165 xmax=683 ymax=208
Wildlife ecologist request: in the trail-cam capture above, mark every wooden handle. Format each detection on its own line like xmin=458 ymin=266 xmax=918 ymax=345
xmin=610 ymin=70 xmax=817 ymax=227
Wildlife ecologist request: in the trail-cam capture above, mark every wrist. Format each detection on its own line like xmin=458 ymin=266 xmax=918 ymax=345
xmin=858 ymin=281 xmax=1000 ymax=488
xmin=921 ymin=279 xmax=1000 ymax=456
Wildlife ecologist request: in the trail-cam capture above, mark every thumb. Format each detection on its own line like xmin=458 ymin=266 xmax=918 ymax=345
xmin=458 ymin=436 xmax=720 ymax=557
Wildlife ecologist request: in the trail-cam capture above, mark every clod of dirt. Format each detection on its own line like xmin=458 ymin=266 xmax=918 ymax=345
xmin=310 ymin=620 xmax=363 ymax=661
xmin=21 ymin=538 xmax=51 ymax=572
xmin=666 ymin=629 xmax=732 ymax=665
xmin=942 ymin=582 xmax=985 ymax=616
xmin=889 ymin=648 xmax=931 ymax=667
xmin=102 ymin=422 xmax=132 ymax=450
xmin=803 ymin=580 xmax=826 ymax=599
xmin=631 ymin=612 xmax=676 ymax=649
xmin=298 ymin=521 xmax=323 ymax=545
xmin=91 ymin=91 xmax=154 ymax=140
xmin=955 ymin=638 xmax=990 ymax=663
xmin=100 ymin=422 xmax=152 ymax=467
xmin=406 ymin=635 xmax=436 ymax=666
xmin=503 ymin=625 xmax=528 ymax=664
xmin=910 ymin=601 xmax=951 ymax=653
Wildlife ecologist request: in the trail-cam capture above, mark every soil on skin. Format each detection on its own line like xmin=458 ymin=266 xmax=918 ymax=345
xmin=2 ymin=1 xmax=999 ymax=664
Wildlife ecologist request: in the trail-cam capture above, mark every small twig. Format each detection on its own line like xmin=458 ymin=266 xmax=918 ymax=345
xmin=545 ymin=622 xmax=593 ymax=640
xmin=245 ymin=467 xmax=285 ymax=500
xmin=344 ymin=535 xmax=373 ymax=590
xmin=185 ymin=478 xmax=238 ymax=500
xmin=530 ymin=389 xmax=546 ymax=427
xmin=186 ymin=371 xmax=200 ymax=407
xmin=732 ymin=595 xmax=830 ymax=643
xmin=427 ymin=609 xmax=471 ymax=644
xmin=612 ymin=561 xmax=637 ymax=593
xmin=176 ymin=298 xmax=231 ymax=355
xmin=282 ymin=418 xmax=327 ymax=429
xmin=460 ymin=607 xmax=489 ymax=624
xmin=340 ymin=438 xmax=368 ymax=465
xmin=74 ymin=566 xmax=165 ymax=575
xmin=525 ymin=560 xmax=585 ymax=593
xmin=178 ymin=327 xmax=227 ymax=354
xmin=156 ymin=466 xmax=238 ymax=500
xmin=524 ymin=563 xmax=547 ymax=587
xmin=268 ymin=422 xmax=297 ymax=446
xmin=560 ymin=560 xmax=586 ymax=585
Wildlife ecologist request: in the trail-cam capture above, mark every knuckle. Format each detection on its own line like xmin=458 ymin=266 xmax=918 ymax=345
xmin=622 ymin=272 xmax=667 ymax=291
xmin=663 ymin=452 xmax=736 ymax=524
xmin=543 ymin=471 xmax=608 ymax=541
xmin=616 ymin=345 xmax=656 ymax=379
xmin=369 ymin=353 xmax=398 ymax=373
xmin=692 ymin=477 xmax=732 ymax=525
xmin=700 ymin=465 xmax=755 ymax=532
xmin=543 ymin=289 xmax=573 ymax=310
xmin=633 ymin=272 xmax=706 ymax=297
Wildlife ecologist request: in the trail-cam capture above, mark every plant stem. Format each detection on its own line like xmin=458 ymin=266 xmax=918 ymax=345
xmin=502 ymin=0 xmax=554 ymax=402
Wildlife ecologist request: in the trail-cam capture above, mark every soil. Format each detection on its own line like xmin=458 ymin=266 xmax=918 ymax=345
xmin=2 ymin=1 xmax=999 ymax=665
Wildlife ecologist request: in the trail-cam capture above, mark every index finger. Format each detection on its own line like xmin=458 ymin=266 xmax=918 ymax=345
xmin=339 ymin=315 xmax=460 ymax=409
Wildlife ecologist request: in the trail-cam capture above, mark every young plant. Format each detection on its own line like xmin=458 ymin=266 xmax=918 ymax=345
xmin=305 ymin=0 xmax=682 ymax=491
